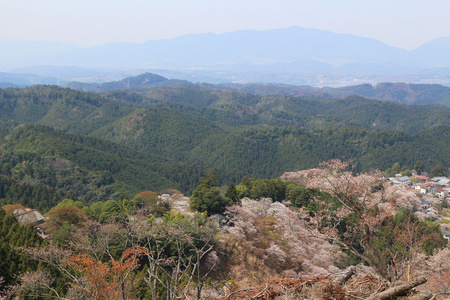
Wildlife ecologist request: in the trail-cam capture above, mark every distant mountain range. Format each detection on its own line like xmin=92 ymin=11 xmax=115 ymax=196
xmin=1 ymin=27 xmax=450 ymax=86
xmin=219 ymin=81 xmax=450 ymax=106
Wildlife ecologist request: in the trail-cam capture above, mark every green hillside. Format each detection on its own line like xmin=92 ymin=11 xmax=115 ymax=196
xmin=135 ymin=87 xmax=450 ymax=134
xmin=0 ymin=84 xmax=448 ymax=211
xmin=91 ymin=107 xmax=224 ymax=161
xmin=0 ymin=86 xmax=134 ymax=135
xmin=187 ymin=125 xmax=450 ymax=180
xmin=0 ymin=125 xmax=204 ymax=210
xmin=2 ymin=85 xmax=449 ymax=136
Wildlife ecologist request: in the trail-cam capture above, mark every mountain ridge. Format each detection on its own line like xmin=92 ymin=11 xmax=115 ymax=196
xmin=2 ymin=27 xmax=449 ymax=85
xmin=63 ymin=72 xmax=450 ymax=107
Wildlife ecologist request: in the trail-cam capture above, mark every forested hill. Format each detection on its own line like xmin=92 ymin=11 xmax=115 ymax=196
xmin=218 ymin=82 xmax=450 ymax=106
xmin=3 ymin=84 xmax=450 ymax=135
xmin=139 ymin=87 xmax=450 ymax=134
xmin=0 ymin=85 xmax=448 ymax=211
xmin=0 ymin=125 xmax=204 ymax=210
xmin=65 ymin=72 xmax=450 ymax=107
xmin=66 ymin=72 xmax=193 ymax=92
xmin=0 ymin=85 xmax=134 ymax=135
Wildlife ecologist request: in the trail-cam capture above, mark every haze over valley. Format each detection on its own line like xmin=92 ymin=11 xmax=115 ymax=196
xmin=2 ymin=26 xmax=450 ymax=87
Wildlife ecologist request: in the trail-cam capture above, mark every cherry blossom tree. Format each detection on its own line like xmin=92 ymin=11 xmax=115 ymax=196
xmin=13 ymin=218 xmax=144 ymax=299
xmin=304 ymin=159 xmax=403 ymax=281
xmin=0 ymin=277 xmax=15 ymax=300
xmin=222 ymin=198 xmax=344 ymax=285
xmin=128 ymin=212 xmax=218 ymax=300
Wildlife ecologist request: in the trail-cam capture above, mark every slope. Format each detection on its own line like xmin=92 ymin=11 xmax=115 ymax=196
xmin=188 ymin=125 xmax=450 ymax=180
xmin=136 ymin=87 xmax=450 ymax=134
xmin=90 ymin=107 xmax=225 ymax=161
xmin=0 ymin=125 xmax=204 ymax=209
xmin=0 ymin=85 xmax=134 ymax=135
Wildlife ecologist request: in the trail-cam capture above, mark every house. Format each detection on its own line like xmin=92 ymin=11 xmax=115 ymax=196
xmin=441 ymin=230 xmax=450 ymax=242
xmin=430 ymin=177 xmax=450 ymax=187
xmin=416 ymin=183 xmax=440 ymax=194
xmin=427 ymin=207 xmax=438 ymax=214
xmin=2 ymin=205 xmax=50 ymax=239
xmin=415 ymin=184 xmax=428 ymax=194
xmin=411 ymin=174 xmax=429 ymax=184
xmin=420 ymin=201 xmax=432 ymax=210
xmin=419 ymin=175 xmax=430 ymax=182
xmin=436 ymin=189 xmax=448 ymax=200
xmin=392 ymin=176 xmax=411 ymax=186
xmin=13 ymin=207 xmax=45 ymax=228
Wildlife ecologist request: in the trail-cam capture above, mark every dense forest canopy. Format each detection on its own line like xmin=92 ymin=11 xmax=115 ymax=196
xmin=0 ymin=84 xmax=448 ymax=209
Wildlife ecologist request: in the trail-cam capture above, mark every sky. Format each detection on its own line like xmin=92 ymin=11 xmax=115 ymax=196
xmin=1 ymin=0 xmax=449 ymax=50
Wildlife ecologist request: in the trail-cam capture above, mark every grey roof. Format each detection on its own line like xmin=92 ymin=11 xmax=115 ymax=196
xmin=14 ymin=209 xmax=44 ymax=226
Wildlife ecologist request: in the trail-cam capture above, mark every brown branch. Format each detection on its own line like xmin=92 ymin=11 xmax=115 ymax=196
xmin=332 ymin=266 xmax=356 ymax=286
xmin=365 ymin=276 xmax=427 ymax=300
xmin=410 ymin=291 xmax=433 ymax=300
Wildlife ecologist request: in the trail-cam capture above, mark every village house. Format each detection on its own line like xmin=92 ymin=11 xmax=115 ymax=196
xmin=430 ymin=177 xmax=450 ymax=186
xmin=3 ymin=205 xmax=50 ymax=240
xmin=392 ymin=175 xmax=411 ymax=186
xmin=411 ymin=174 xmax=430 ymax=184
xmin=441 ymin=230 xmax=450 ymax=242
xmin=13 ymin=207 xmax=45 ymax=227
xmin=420 ymin=201 xmax=432 ymax=210
xmin=415 ymin=183 xmax=430 ymax=194
xmin=415 ymin=182 xmax=444 ymax=195
xmin=436 ymin=189 xmax=448 ymax=200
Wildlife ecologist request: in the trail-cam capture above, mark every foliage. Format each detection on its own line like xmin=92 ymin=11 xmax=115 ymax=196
xmin=190 ymin=187 xmax=231 ymax=216
xmin=225 ymin=183 xmax=238 ymax=203
xmin=430 ymin=162 xmax=448 ymax=177
xmin=63 ymin=247 xmax=148 ymax=299
xmin=11 ymin=210 xmax=218 ymax=300
xmin=189 ymin=169 xmax=233 ymax=215
xmin=131 ymin=211 xmax=218 ymax=299
xmin=1 ymin=84 xmax=450 ymax=297
xmin=285 ymin=183 xmax=337 ymax=212
xmin=372 ymin=209 xmax=445 ymax=280
xmin=43 ymin=206 xmax=88 ymax=237
xmin=303 ymin=159 xmax=437 ymax=282
xmin=414 ymin=160 xmax=424 ymax=175
xmin=16 ymin=244 xmax=147 ymax=300
xmin=0 ymin=209 xmax=46 ymax=286
xmin=0 ymin=85 xmax=448 ymax=194
xmin=0 ymin=125 xmax=205 ymax=209
xmin=221 ymin=198 xmax=343 ymax=285
xmin=0 ymin=85 xmax=133 ymax=135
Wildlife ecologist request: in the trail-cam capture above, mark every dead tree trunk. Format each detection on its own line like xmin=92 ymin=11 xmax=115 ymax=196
xmin=365 ymin=276 xmax=427 ymax=300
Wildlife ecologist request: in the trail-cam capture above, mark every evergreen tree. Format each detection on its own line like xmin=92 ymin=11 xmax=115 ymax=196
xmin=225 ymin=183 xmax=238 ymax=203
xmin=430 ymin=162 xmax=448 ymax=177
xmin=414 ymin=160 xmax=424 ymax=175
xmin=391 ymin=162 xmax=401 ymax=176
xmin=189 ymin=169 xmax=231 ymax=215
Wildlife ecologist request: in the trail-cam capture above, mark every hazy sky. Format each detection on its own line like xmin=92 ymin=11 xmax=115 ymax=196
xmin=1 ymin=0 xmax=449 ymax=50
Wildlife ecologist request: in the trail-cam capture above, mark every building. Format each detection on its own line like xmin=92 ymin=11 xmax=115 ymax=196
xmin=431 ymin=177 xmax=450 ymax=187
xmin=13 ymin=207 xmax=45 ymax=227
xmin=441 ymin=230 xmax=450 ymax=242
xmin=420 ymin=201 xmax=432 ymax=210
xmin=436 ymin=189 xmax=448 ymax=200
xmin=392 ymin=176 xmax=411 ymax=186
